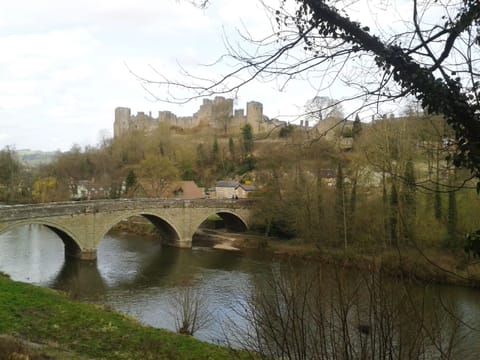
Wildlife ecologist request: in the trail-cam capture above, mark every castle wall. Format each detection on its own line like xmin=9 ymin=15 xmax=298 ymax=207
xmin=246 ymin=101 xmax=263 ymax=130
xmin=176 ymin=116 xmax=196 ymax=128
xmin=114 ymin=97 xmax=267 ymax=137
xmin=158 ymin=111 xmax=177 ymax=125
xmin=232 ymin=109 xmax=247 ymax=128
xmin=127 ymin=112 xmax=158 ymax=133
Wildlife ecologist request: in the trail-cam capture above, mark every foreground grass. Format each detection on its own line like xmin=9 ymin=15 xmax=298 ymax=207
xmin=0 ymin=273 xmax=249 ymax=359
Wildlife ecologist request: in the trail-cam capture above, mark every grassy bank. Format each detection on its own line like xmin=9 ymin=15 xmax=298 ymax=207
xmin=0 ymin=273 xmax=248 ymax=359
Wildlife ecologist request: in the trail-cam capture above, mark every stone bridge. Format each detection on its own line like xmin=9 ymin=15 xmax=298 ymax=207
xmin=0 ymin=199 xmax=254 ymax=260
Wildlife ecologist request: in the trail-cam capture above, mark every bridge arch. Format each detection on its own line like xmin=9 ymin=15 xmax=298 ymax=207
xmin=0 ymin=220 xmax=82 ymax=258
xmin=100 ymin=212 xmax=182 ymax=246
xmin=193 ymin=210 xmax=249 ymax=233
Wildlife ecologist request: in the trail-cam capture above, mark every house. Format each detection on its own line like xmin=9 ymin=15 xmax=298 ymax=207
xmin=70 ymin=180 xmax=118 ymax=200
xmin=205 ymin=187 xmax=216 ymax=199
xmin=318 ymin=169 xmax=337 ymax=187
xmin=237 ymin=184 xmax=256 ymax=198
xmin=72 ymin=180 xmax=90 ymax=200
xmin=215 ymin=180 xmax=256 ymax=199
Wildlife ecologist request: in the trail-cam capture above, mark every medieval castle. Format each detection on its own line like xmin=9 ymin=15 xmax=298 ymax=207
xmin=113 ymin=96 xmax=278 ymax=137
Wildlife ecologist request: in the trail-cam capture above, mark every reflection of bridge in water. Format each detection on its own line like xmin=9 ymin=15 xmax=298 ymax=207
xmin=0 ymin=199 xmax=254 ymax=260
xmin=49 ymin=241 xmax=249 ymax=300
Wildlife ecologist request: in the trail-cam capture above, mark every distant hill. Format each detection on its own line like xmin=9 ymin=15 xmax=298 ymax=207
xmin=16 ymin=149 xmax=59 ymax=166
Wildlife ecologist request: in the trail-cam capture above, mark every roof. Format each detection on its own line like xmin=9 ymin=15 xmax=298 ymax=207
xmin=239 ymin=184 xmax=256 ymax=191
xmin=215 ymin=180 xmax=240 ymax=188
xmin=130 ymin=180 xmax=204 ymax=199
xmin=215 ymin=180 xmax=256 ymax=192
xmin=166 ymin=181 xmax=204 ymax=199
xmin=318 ymin=169 xmax=336 ymax=179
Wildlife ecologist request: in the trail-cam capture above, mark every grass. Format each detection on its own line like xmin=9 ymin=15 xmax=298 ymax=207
xmin=0 ymin=273 xmax=251 ymax=359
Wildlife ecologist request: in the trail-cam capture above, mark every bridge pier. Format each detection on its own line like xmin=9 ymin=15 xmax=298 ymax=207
xmin=77 ymin=250 xmax=97 ymax=261
xmin=65 ymin=246 xmax=97 ymax=261
xmin=171 ymin=239 xmax=192 ymax=249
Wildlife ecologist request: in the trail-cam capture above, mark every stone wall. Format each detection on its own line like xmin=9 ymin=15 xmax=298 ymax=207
xmin=113 ymin=97 xmax=269 ymax=137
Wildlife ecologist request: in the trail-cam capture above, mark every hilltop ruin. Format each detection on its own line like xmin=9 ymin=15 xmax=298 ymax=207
xmin=113 ymin=96 xmax=280 ymax=137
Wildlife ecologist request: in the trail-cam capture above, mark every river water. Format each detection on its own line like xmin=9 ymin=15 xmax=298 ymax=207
xmin=0 ymin=224 xmax=270 ymax=344
xmin=1 ymin=224 xmax=480 ymax=358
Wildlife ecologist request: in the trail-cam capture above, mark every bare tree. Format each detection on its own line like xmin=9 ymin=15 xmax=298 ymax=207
xmin=169 ymin=286 xmax=213 ymax=336
xmin=304 ymin=96 xmax=345 ymax=123
xmin=225 ymin=263 xmax=470 ymax=359
xmin=135 ymin=0 xmax=480 ymax=183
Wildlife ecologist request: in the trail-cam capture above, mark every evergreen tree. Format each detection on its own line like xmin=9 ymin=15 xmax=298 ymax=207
xmin=196 ymin=143 xmax=206 ymax=167
xmin=434 ymin=157 xmax=442 ymax=220
xmin=228 ymin=137 xmax=235 ymax=160
xmin=390 ymin=182 xmax=399 ymax=246
xmin=335 ymin=163 xmax=347 ymax=247
xmin=446 ymin=171 xmax=458 ymax=247
xmin=352 ymin=114 xmax=362 ymax=140
xmin=316 ymin=169 xmax=324 ymax=247
xmin=125 ymin=170 xmax=137 ymax=193
xmin=402 ymin=159 xmax=416 ymax=241
xmin=446 ymin=190 xmax=457 ymax=247
xmin=349 ymin=169 xmax=358 ymax=243
xmin=241 ymin=124 xmax=254 ymax=156
xmin=382 ymin=172 xmax=389 ymax=248
xmin=212 ymin=137 xmax=219 ymax=162
xmin=434 ymin=182 xmax=442 ymax=220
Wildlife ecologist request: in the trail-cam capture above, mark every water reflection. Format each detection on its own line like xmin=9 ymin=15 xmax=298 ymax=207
xmin=232 ymin=263 xmax=480 ymax=359
xmin=51 ymin=259 xmax=107 ymax=300
xmin=0 ymin=224 xmax=65 ymax=285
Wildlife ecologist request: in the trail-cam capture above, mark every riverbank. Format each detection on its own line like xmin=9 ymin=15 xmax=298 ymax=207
xmin=109 ymin=219 xmax=480 ymax=288
xmin=230 ymin=234 xmax=480 ymax=288
xmin=0 ymin=273 xmax=250 ymax=359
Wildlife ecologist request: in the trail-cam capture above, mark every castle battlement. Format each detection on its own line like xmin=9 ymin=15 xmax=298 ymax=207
xmin=113 ymin=97 xmax=268 ymax=137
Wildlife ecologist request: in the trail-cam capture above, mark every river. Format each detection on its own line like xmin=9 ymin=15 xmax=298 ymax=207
xmin=1 ymin=224 xmax=480 ymax=358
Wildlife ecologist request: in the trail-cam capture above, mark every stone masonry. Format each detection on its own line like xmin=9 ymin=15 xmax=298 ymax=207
xmin=113 ymin=96 xmax=269 ymax=137
xmin=0 ymin=199 xmax=253 ymax=260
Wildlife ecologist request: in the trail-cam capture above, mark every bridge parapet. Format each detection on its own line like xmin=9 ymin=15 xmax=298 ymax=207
xmin=0 ymin=199 xmax=254 ymax=222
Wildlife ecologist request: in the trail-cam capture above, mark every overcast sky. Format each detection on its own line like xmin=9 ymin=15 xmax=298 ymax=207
xmin=0 ymin=0 xmax=411 ymax=151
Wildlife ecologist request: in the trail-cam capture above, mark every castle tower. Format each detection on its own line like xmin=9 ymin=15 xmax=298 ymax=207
xmin=114 ymin=107 xmax=131 ymax=137
xmin=211 ymin=96 xmax=233 ymax=129
xmin=246 ymin=101 xmax=263 ymax=130
xmin=194 ymin=99 xmax=214 ymax=127
xmin=158 ymin=111 xmax=177 ymax=125
xmin=234 ymin=109 xmax=245 ymax=118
